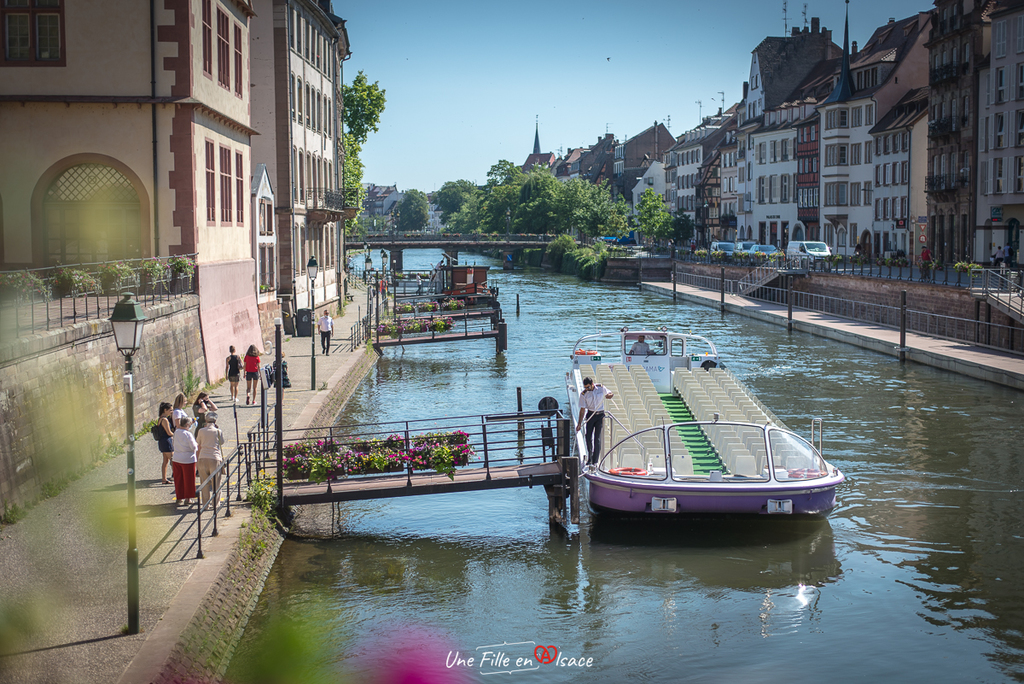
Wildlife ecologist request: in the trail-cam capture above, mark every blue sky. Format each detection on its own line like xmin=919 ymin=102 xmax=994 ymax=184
xmin=340 ymin=0 xmax=932 ymax=193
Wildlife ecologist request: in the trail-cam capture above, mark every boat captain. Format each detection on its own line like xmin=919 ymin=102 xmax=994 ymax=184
xmin=629 ymin=335 xmax=651 ymax=355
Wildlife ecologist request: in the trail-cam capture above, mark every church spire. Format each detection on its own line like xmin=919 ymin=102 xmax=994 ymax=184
xmin=533 ymin=116 xmax=541 ymax=155
xmin=823 ymin=0 xmax=853 ymax=104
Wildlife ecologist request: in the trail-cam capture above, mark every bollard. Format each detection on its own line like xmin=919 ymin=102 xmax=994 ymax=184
xmin=899 ymin=290 xmax=907 ymax=363
xmin=787 ymin=276 xmax=793 ymax=332
xmin=672 ymin=266 xmax=677 ymax=302
xmin=720 ymin=266 xmax=725 ymax=313
xmin=516 ymin=293 xmax=521 ymax=316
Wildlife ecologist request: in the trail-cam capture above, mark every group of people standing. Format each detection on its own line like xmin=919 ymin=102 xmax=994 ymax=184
xmin=155 ymin=391 xmax=225 ymax=506
xmin=992 ymin=245 xmax=1016 ymax=268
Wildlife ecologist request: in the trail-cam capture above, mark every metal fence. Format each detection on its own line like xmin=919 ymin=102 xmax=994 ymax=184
xmin=0 ymin=254 xmax=199 ymax=342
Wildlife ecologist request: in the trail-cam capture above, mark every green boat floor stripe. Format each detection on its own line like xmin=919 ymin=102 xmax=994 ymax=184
xmin=659 ymin=393 xmax=726 ymax=474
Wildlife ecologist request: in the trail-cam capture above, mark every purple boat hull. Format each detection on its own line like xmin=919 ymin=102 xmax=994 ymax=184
xmin=587 ymin=476 xmax=840 ymax=518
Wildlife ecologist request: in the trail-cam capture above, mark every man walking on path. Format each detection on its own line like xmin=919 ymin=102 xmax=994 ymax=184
xmin=318 ymin=310 xmax=333 ymax=355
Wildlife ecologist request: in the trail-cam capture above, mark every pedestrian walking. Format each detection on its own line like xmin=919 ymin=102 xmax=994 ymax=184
xmin=192 ymin=391 xmax=217 ymax=430
xmin=274 ymin=352 xmax=292 ymax=388
xmin=244 ymin=344 xmax=260 ymax=405
xmin=577 ymin=377 xmax=613 ymax=466
xmin=171 ymin=416 xmax=198 ymax=504
xmin=318 ymin=310 xmax=333 ymax=355
xmin=995 ymin=245 xmax=1005 ymax=268
xmin=195 ymin=411 xmax=225 ymax=507
xmin=156 ymin=402 xmax=174 ymax=484
xmin=225 ymin=346 xmax=242 ymax=402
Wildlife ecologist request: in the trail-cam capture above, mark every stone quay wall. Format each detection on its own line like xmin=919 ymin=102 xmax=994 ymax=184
xmin=0 ymin=296 xmax=207 ymax=509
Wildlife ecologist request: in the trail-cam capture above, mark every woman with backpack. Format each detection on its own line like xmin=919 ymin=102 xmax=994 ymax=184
xmin=224 ymin=346 xmax=242 ymax=402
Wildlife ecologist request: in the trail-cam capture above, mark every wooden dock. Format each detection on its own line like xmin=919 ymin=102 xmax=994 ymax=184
xmin=281 ymin=461 xmax=563 ymax=505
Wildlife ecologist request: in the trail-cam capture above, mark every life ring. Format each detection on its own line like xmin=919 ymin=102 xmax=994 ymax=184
xmin=609 ymin=467 xmax=648 ymax=477
xmin=576 ymin=349 xmax=598 ymax=355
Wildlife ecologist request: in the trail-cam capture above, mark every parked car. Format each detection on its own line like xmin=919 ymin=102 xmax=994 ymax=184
xmin=753 ymin=244 xmax=781 ymax=255
xmin=737 ymin=241 xmax=758 ymax=251
xmin=710 ymin=241 xmax=736 ymax=255
xmin=786 ymin=241 xmax=832 ymax=261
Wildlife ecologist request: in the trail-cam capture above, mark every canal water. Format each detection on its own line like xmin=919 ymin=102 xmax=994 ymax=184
xmin=228 ymin=250 xmax=1024 ymax=683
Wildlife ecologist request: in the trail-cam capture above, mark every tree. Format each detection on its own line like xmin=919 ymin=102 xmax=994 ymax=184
xmin=434 ymin=180 xmax=480 ymax=224
xmin=446 ymin=193 xmax=481 ymax=234
xmin=486 ymin=160 xmax=525 ymax=188
xmin=340 ymin=72 xmax=386 ymax=235
xmin=396 ymin=189 xmax=429 ymax=233
xmin=635 ymin=188 xmax=672 ymax=241
xmin=556 ymin=178 xmax=625 ymax=239
xmin=671 ymin=213 xmax=696 ymax=244
xmin=341 ymin=71 xmax=386 ymax=145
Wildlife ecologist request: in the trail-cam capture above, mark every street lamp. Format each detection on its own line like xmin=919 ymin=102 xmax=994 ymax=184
xmin=307 ymin=255 xmax=318 ymax=390
xmin=109 ymin=293 xmax=147 ymax=635
xmin=506 ymin=208 xmax=510 ymax=237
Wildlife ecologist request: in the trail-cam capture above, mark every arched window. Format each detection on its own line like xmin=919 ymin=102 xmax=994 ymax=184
xmin=43 ymin=164 xmax=141 ymax=265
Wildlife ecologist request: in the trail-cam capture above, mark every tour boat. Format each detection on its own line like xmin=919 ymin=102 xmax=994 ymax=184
xmin=565 ymin=328 xmax=844 ymax=518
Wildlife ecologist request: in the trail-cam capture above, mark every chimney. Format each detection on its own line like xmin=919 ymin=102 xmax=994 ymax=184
xmin=811 ymin=16 xmax=820 ymax=33
xmin=852 ymin=40 xmax=858 ymax=54
xmin=823 ymin=28 xmax=831 ymax=44
xmin=792 ymin=26 xmax=800 ymax=36
xmin=888 ymin=17 xmax=895 ymax=24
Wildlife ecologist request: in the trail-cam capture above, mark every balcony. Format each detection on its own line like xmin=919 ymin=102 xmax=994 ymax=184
xmin=307 ymin=187 xmax=361 ymax=221
xmin=930 ymin=63 xmax=959 ymax=85
xmin=925 ymin=174 xmax=969 ymax=193
xmin=928 ymin=117 xmax=955 ymax=138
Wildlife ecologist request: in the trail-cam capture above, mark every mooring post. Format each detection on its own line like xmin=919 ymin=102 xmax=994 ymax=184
xmin=516 ymin=293 xmax=520 ymax=316
xmin=497 ymin=318 xmax=507 ymax=353
xmin=672 ymin=265 xmax=677 ymax=303
xmin=899 ymin=290 xmax=907 ymax=363
xmin=720 ymin=266 xmax=725 ymax=312
xmin=787 ymin=276 xmax=793 ymax=332
xmin=516 ymin=387 xmax=525 ymax=452
xmin=567 ymin=456 xmax=579 ymax=525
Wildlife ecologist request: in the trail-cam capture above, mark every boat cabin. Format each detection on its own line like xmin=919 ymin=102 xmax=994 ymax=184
xmin=571 ymin=329 xmax=720 ymax=394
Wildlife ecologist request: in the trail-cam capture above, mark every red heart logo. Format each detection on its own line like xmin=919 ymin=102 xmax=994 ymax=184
xmin=534 ymin=645 xmax=558 ymax=664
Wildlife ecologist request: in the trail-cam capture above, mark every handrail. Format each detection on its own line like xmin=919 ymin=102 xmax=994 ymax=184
xmin=980 ymin=268 xmax=1024 ymax=320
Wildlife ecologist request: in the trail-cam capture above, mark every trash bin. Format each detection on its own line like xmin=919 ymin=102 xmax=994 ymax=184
xmin=296 ymin=308 xmax=313 ymax=337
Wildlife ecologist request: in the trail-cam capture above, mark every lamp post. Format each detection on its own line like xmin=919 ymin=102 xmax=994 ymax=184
xmin=506 ymin=208 xmax=510 ymax=237
xmin=307 ymin=255 xmax=318 ymax=390
xmin=109 ymin=293 xmax=147 ymax=635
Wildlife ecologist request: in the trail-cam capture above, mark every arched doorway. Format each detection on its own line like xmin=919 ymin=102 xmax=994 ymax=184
xmin=42 ymin=163 xmax=142 ymax=265
xmin=792 ymin=223 xmax=805 ymax=241
xmin=860 ymin=230 xmax=873 ymax=257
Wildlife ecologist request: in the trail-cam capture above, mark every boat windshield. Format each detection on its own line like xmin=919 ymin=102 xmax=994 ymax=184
xmin=767 ymin=429 xmax=830 ymax=480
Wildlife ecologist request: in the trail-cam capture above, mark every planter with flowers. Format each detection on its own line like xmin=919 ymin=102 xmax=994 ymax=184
xmin=138 ymin=259 xmax=167 ymax=293
xmin=168 ymin=255 xmax=195 ymax=292
xmin=440 ymin=298 xmax=465 ymax=311
xmin=99 ymin=261 xmax=135 ymax=295
xmin=53 ymin=267 xmax=100 ymax=298
xmin=0 ymin=270 xmax=50 ymax=304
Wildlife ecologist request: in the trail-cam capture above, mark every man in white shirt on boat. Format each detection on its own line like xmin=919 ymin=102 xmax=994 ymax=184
xmin=629 ymin=335 xmax=651 ymax=356
xmin=578 ymin=377 xmax=613 ymax=466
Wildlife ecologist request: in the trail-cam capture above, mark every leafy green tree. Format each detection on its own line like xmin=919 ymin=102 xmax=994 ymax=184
xmin=434 ymin=180 xmax=480 ymax=224
xmin=446 ymin=193 xmax=481 ymax=234
xmin=486 ymin=160 xmax=525 ymax=188
xmin=671 ymin=212 xmax=696 ymax=244
xmin=396 ymin=189 xmax=429 ymax=232
xmin=636 ymin=188 xmax=672 ymax=241
xmin=340 ymin=72 xmax=386 ymax=235
xmin=556 ymin=178 xmax=625 ymax=239
xmin=512 ymin=168 xmax=561 ymax=234
xmin=480 ymin=183 xmax=520 ymax=233
xmin=342 ymin=71 xmax=386 ymax=145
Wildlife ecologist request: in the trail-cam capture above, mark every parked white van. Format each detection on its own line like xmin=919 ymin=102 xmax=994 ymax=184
xmin=786 ymin=241 xmax=831 ymax=261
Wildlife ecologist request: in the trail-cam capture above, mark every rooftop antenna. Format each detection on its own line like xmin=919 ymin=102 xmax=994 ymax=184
xmin=666 ymin=114 xmax=671 ymax=130
xmin=719 ymin=91 xmax=726 ymax=112
xmin=803 ymin=3 xmax=809 ymax=29
xmin=783 ymin=0 xmax=788 ymax=34
xmin=696 ymin=99 xmax=702 ymax=122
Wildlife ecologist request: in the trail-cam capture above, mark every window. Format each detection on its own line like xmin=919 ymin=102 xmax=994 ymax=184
xmin=850 ymin=182 xmax=860 ymax=206
xmin=297 ymin=79 xmax=302 ymax=122
xmin=216 ymin=10 xmax=230 ymax=88
xmin=1018 ymin=63 xmax=1024 ymax=99
xmin=2 ymin=0 xmax=64 ymax=65
xmin=865 ymin=143 xmax=872 ymax=163
xmin=781 ymin=174 xmax=789 ymax=203
xmin=997 ymin=112 xmax=1006 ymax=148
xmin=305 ymin=84 xmax=311 ymax=127
xmin=996 ymin=20 xmax=1007 ymax=59
xmin=234 ymin=24 xmax=242 ymax=96
xmin=851 ymin=143 xmax=861 ymax=166
xmin=874 ymin=198 xmax=881 ymax=220
xmin=865 ymin=104 xmax=874 ymax=125
xmin=997 ymin=67 xmax=1007 ymax=103
xmin=995 ymin=157 xmax=1005 ymax=193
xmin=901 ymin=160 xmax=909 ymax=184
xmin=298 ymin=147 xmax=304 ymax=198
xmin=295 ymin=13 xmax=301 ymax=54
xmin=852 ymin=107 xmax=862 ymax=127
xmin=205 ymin=141 xmax=216 ymax=222
xmin=235 ymin=151 xmax=244 ymax=223
xmin=220 ymin=146 xmax=232 ymax=222
xmin=289 ymin=8 xmax=295 ymax=49
xmin=1018 ymin=16 xmax=1024 ymax=53
xmin=863 ymin=181 xmax=872 ymax=205
xmin=1016 ymin=156 xmax=1024 ymax=192
xmin=290 ymin=74 xmax=295 ymax=120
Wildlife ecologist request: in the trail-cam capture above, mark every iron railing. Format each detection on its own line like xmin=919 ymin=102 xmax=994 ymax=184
xmin=0 ymin=254 xmax=198 ymax=342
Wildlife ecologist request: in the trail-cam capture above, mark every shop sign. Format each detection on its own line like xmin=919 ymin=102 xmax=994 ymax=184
xmin=992 ymin=206 xmax=1004 ymax=221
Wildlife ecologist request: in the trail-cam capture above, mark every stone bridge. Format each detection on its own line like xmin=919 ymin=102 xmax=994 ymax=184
xmin=361 ymin=234 xmax=564 ymax=270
